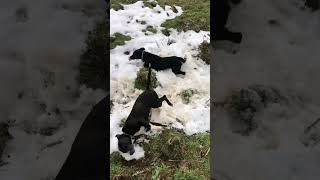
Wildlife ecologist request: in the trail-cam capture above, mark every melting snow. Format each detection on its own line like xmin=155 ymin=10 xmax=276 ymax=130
xmin=110 ymin=1 xmax=210 ymax=160
xmin=213 ymin=0 xmax=320 ymax=179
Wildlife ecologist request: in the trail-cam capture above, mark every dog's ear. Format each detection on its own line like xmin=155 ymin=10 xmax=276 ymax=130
xmin=141 ymin=47 xmax=145 ymax=51
xmin=116 ymin=134 xmax=121 ymax=139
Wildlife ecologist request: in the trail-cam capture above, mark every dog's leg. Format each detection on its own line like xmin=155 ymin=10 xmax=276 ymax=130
xmin=162 ymin=95 xmax=173 ymax=106
xmin=172 ymin=66 xmax=186 ymax=75
xmin=178 ymin=70 xmax=186 ymax=75
xmin=138 ymin=119 xmax=151 ymax=132
xmin=152 ymin=95 xmax=173 ymax=108
xmin=172 ymin=69 xmax=186 ymax=75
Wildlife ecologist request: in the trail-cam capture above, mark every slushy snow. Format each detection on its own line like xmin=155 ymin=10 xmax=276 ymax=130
xmin=110 ymin=1 xmax=210 ymax=160
xmin=0 ymin=0 xmax=106 ymax=179
xmin=213 ymin=0 xmax=320 ymax=180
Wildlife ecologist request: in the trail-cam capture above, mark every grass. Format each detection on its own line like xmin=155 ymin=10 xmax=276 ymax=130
xmin=146 ymin=26 xmax=157 ymax=33
xmin=198 ymin=41 xmax=210 ymax=64
xmin=110 ymin=33 xmax=132 ymax=49
xmin=110 ymin=1 xmax=210 ymax=179
xmin=180 ymin=89 xmax=198 ymax=104
xmin=111 ymin=0 xmax=210 ymax=32
xmin=110 ymin=0 xmax=139 ymax=11
xmin=225 ymin=84 xmax=289 ymax=136
xmin=78 ymin=21 xmax=108 ymax=91
xmin=161 ymin=29 xmax=171 ymax=36
xmin=159 ymin=0 xmax=210 ymax=32
xmin=111 ymin=0 xmax=157 ymax=10
xmin=0 ymin=122 xmax=12 ymax=163
xmin=134 ymin=68 xmax=158 ymax=90
xmin=119 ymin=118 xmax=126 ymax=127
xmin=142 ymin=25 xmax=157 ymax=34
xmin=110 ymin=129 xmax=210 ymax=179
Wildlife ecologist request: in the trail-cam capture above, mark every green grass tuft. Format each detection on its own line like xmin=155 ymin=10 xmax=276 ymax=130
xmin=144 ymin=1 xmax=158 ymax=9
xmin=110 ymin=0 xmax=139 ymax=11
xmin=134 ymin=68 xmax=158 ymax=90
xmin=119 ymin=118 xmax=126 ymax=127
xmin=180 ymin=89 xmax=198 ymax=104
xmin=111 ymin=0 xmax=158 ymax=11
xmin=146 ymin=25 xmax=157 ymax=34
xmin=161 ymin=29 xmax=171 ymax=36
xmin=198 ymin=41 xmax=210 ymax=64
xmin=110 ymin=33 xmax=132 ymax=49
xmin=78 ymin=21 xmax=108 ymax=91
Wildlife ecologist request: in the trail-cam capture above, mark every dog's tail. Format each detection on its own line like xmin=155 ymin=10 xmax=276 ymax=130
xmin=150 ymin=121 xmax=167 ymax=127
xmin=146 ymin=65 xmax=152 ymax=90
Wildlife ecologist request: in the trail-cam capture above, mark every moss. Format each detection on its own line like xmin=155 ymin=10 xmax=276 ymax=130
xmin=159 ymin=0 xmax=210 ymax=32
xmin=226 ymin=84 xmax=290 ymax=136
xmin=198 ymin=41 xmax=210 ymax=65
xmin=78 ymin=21 xmax=108 ymax=91
xmin=119 ymin=118 xmax=126 ymax=127
xmin=226 ymin=88 xmax=262 ymax=136
xmin=0 ymin=122 xmax=12 ymax=163
xmin=110 ymin=129 xmax=210 ymax=179
xmin=144 ymin=1 xmax=158 ymax=9
xmin=110 ymin=33 xmax=132 ymax=49
xmin=161 ymin=29 xmax=171 ymax=36
xmin=146 ymin=25 xmax=157 ymax=34
xmin=180 ymin=89 xmax=198 ymax=104
xmin=134 ymin=68 xmax=158 ymax=90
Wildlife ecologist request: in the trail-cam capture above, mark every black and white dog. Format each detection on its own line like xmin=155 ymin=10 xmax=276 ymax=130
xmin=116 ymin=67 xmax=172 ymax=155
xmin=129 ymin=47 xmax=186 ymax=75
xmin=212 ymin=0 xmax=243 ymax=43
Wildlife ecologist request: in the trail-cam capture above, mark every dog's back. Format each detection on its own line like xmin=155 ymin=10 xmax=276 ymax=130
xmin=144 ymin=52 xmax=185 ymax=71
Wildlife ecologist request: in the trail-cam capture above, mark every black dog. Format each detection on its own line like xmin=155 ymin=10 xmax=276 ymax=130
xmin=129 ymin=47 xmax=186 ymax=75
xmin=116 ymin=67 xmax=173 ymax=155
xmin=55 ymin=96 xmax=107 ymax=180
xmin=212 ymin=0 xmax=242 ymax=43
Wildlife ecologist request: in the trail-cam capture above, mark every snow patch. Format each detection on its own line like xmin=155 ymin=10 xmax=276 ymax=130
xmin=110 ymin=1 xmax=210 ymax=159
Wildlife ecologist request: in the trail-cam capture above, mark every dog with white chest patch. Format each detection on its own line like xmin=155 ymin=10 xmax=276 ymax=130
xmin=116 ymin=66 xmax=172 ymax=155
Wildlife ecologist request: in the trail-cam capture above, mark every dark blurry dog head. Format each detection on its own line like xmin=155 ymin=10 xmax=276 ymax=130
xmin=116 ymin=134 xmax=135 ymax=155
xmin=129 ymin=47 xmax=145 ymax=60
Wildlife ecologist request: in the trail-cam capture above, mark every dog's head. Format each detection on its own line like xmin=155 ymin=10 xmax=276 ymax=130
xmin=129 ymin=48 xmax=145 ymax=60
xmin=116 ymin=134 xmax=135 ymax=155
